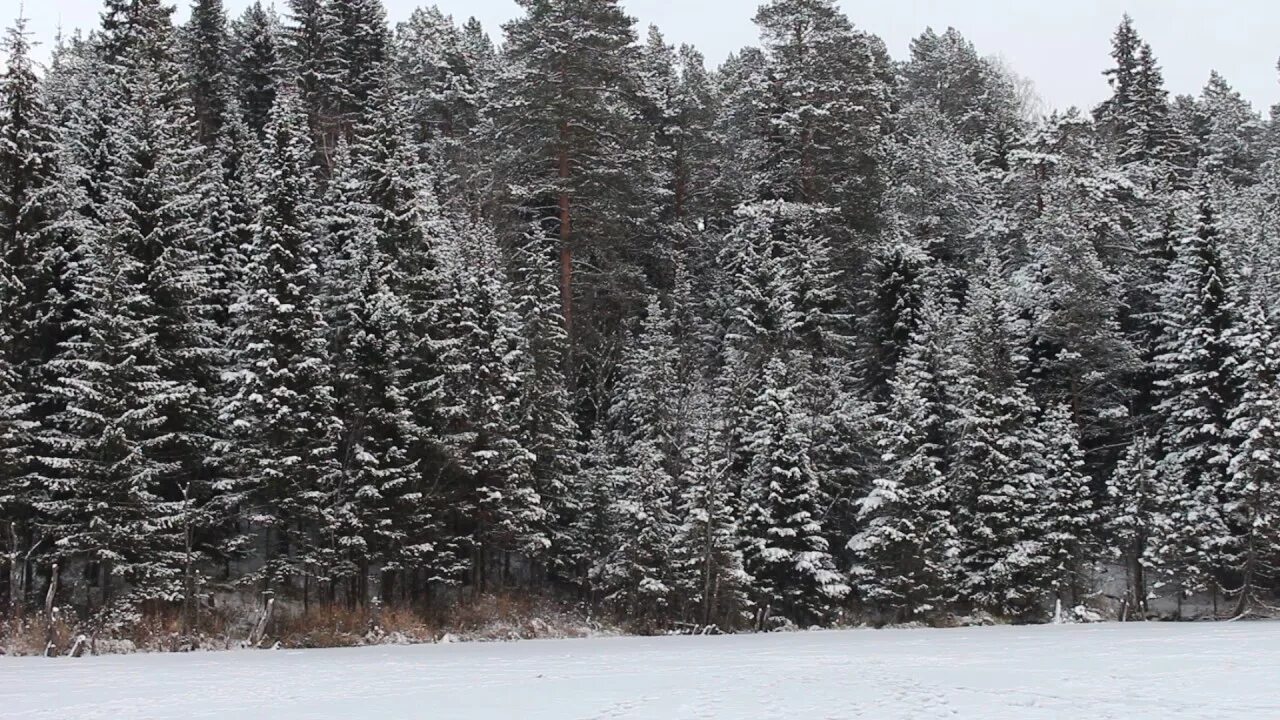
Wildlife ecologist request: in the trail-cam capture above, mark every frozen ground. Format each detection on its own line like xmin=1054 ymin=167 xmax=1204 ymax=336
xmin=2 ymin=621 xmax=1277 ymax=719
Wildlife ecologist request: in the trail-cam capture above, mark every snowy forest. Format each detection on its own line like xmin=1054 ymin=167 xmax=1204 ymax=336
xmin=2 ymin=0 xmax=1280 ymax=644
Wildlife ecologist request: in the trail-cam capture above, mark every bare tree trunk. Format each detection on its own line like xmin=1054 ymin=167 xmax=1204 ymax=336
xmin=557 ymin=92 xmax=574 ymax=359
xmin=1129 ymin=539 xmax=1147 ymax=619
xmin=181 ymin=484 xmax=196 ymax=634
xmin=367 ymin=565 xmax=381 ymax=632
xmin=249 ymin=594 xmax=275 ymax=647
xmin=1234 ymin=486 xmax=1263 ymax=618
xmin=43 ymin=564 xmax=58 ymax=656
xmin=1235 ymin=549 xmax=1255 ymax=618
xmin=673 ymin=146 xmax=686 ymax=220
xmin=7 ymin=522 xmax=26 ymax=618
xmin=701 ymin=521 xmax=714 ymax=627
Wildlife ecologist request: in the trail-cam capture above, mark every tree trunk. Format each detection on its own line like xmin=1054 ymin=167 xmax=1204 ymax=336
xmin=181 ymin=484 xmax=196 ymax=633
xmin=674 ymin=146 xmax=687 ymax=220
xmin=7 ymin=522 xmax=26 ymax=618
xmin=43 ymin=564 xmax=58 ymax=656
xmin=1129 ymin=539 xmax=1146 ymax=619
xmin=701 ymin=504 xmax=715 ymax=628
xmin=558 ymin=125 xmax=573 ymax=346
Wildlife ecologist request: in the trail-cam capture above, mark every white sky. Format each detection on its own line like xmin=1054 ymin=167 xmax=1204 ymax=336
xmin=15 ymin=0 xmax=1280 ymax=114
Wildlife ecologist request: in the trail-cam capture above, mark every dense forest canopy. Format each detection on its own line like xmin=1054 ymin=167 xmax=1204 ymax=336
xmin=2 ymin=0 xmax=1279 ymax=636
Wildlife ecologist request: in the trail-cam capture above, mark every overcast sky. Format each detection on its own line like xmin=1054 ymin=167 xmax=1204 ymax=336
xmin=16 ymin=0 xmax=1280 ymax=114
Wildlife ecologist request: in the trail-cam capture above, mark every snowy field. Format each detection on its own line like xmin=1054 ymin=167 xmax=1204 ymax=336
xmin=2 ymin=622 xmax=1277 ymax=719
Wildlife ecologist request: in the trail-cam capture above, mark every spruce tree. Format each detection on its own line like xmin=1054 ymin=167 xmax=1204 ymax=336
xmin=1106 ymin=433 xmax=1161 ymax=617
xmin=37 ymin=193 xmax=185 ymax=610
xmin=324 ymin=0 xmax=389 ymax=132
xmin=285 ymin=0 xmax=342 ymax=169
xmin=509 ymin=230 xmax=579 ymax=576
xmin=434 ymin=227 xmax=547 ymax=586
xmin=598 ymin=433 xmax=678 ymax=627
xmin=392 ymin=7 xmax=489 ymax=193
xmin=949 ymin=255 xmax=1051 ymax=618
xmin=322 ymin=197 xmax=436 ymax=604
xmin=849 ymin=297 xmax=958 ymax=623
xmin=0 ymin=16 xmax=66 ymax=610
xmin=182 ymin=0 xmax=234 ymax=145
xmin=1195 ymin=71 xmax=1264 ymax=186
xmin=1150 ymin=193 xmax=1238 ymax=603
xmin=1035 ymin=403 xmax=1098 ymax=605
xmin=1223 ymin=297 xmax=1280 ymax=615
xmin=1019 ymin=186 xmax=1137 ymax=461
xmin=229 ymin=2 xmax=283 ymax=136
xmin=1096 ymin=17 xmax=1181 ymax=179
xmin=740 ymin=356 xmax=848 ymax=627
xmin=671 ymin=404 xmax=748 ymax=628
xmin=221 ymin=87 xmax=342 ymax=591
xmin=859 ymin=243 xmax=932 ymax=403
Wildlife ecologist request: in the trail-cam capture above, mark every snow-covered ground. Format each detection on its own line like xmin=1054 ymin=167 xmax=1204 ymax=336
xmin=3 ymin=621 xmax=1277 ymax=719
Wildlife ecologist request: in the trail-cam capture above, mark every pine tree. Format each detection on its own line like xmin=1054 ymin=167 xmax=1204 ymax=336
xmin=878 ymin=100 xmax=991 ymax=270
xmin=751 ymin=0 xmax=889 ymax=230
xmin=490 ymin=0 xmax=647 ymax=358
xmin=902 ymin=26 xmax=1024 ymax=170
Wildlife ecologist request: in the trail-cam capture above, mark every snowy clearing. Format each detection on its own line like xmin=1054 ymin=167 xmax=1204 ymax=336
xmin=3 ymin=622 xmax=1277 ymax=719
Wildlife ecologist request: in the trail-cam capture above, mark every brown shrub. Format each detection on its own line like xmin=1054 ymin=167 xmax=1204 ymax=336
xmin=0 ymin=613 xmax=76 ymax=656
xmin=1 ymin=592 xmax=606 ymax=655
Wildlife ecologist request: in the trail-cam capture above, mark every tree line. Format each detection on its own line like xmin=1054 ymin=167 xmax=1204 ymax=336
xmin=2 ymin=0 xmax=1279 ymax=634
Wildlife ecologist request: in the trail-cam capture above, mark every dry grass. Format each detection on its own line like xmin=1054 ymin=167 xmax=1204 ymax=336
xmin=2 ymin=604 xmax=247 ymax=656
xmin=260 ymin=592 xmax=602 ymax=649
xmin=0 ymin=614 xmax=76 ymax=656
xmin=0 ymin=592 xmax=608 ymax=656
xmin=270 ymin=603 xmax=437 ymax=648
xmin=439 ymin=593 xmax=599 ymax=641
